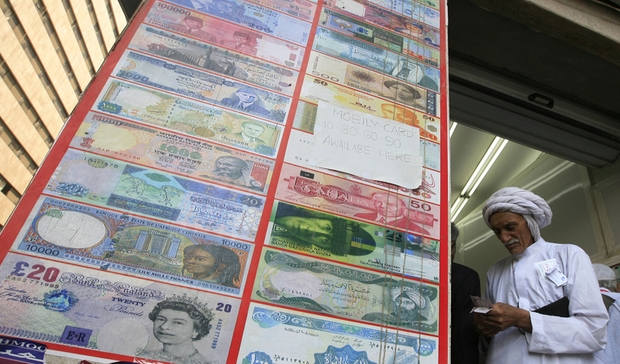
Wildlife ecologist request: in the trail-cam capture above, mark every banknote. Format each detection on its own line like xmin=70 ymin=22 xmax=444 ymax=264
xmin=113 ymin=51 xmax=290 ymax=123
xmin=308 ymin=51 xmax=441 ymax=122
xmin=164 ymin=0 xmax=312 ymax=45
xmin=325 ymin=0 xmax=441 ymax=47
xmin=72 ymin=112 xmax=275 ymax=194
xmin=129 ymin=25 xmax=300 ymax=96
xmin=144 ymin=1 xmax=306 ymax=69
xmin=367 ymin=0 xmax=440 ymax=11
xmin=360 ymin=0 xmax=440 ymax=28
xmin=313 ymin=28 xmax=440 ymax=93
xmin=284 ymin=129 xmax=441 ymax=203
xmin=237 ymin=303 xmax=439 ymax=364
xmin=265 ymin=200 xmax=439 ymax=281
xmin=11 ymin=197 xmax=253 ymax=295
xmin=0 ymin=252 xmax=239 ymax=363
xmin=274 ymin=163 xmax=440 ymax=238
xmin=300 ymin=73 xmax=440 ymax=123
xmin=45 ymin=149 xmax=265 ymax=241
xmin=252 ymin=249 xmax=439 ymax=333
xmin=319 ymin=7 xmax=440 ymax=66
xmin=95 ymin=80 xmax=283 ymax=157
xmin=248 ymin=0 xmax=318 ymax=21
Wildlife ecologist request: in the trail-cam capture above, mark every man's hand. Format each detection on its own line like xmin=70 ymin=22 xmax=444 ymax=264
xmin=474 ymin=302 xmax=532 ymax=337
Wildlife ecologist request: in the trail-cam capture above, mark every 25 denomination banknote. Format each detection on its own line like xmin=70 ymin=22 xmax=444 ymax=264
xmin=265 ymin=200 xmax=440 ymax=281
xmin=45 ymin=149 xmax=265 ymax=241
xmin=129 ymin=25 xmax=300 ymax=95
xmin=252 ymin=249 xmax=439 ymax=333
xmin=72 ymin=112 xmax=275 ymax=194
xmin=165 ymin=0 xmax=312 ymax=45
xmin=95 ymin=80 xmax=283 ymax=157
xmin=145 ymin=1 xmax=306 ymax=69
xmin=11 ymin=197 xmax=253 ymax=295
xmin=114 ymin=51 xmax=290 ymax=123
xmin=237 ymin=303 xmax=439 ymax=364
xmin=0 ymin=253 xmax=239 ymax=363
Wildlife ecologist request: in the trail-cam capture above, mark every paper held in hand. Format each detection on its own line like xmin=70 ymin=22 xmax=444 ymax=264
xmin=470 ymin=296 xmax=494 ymax=313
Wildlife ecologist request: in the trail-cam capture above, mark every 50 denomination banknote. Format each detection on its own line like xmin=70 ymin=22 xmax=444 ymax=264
xmin=45 ymin=149 xmax=265 ymax=241
xmin=252 ymin=249 xmax=439 ymax=333
xmin=0 ymin=253 xmax=239 ymax=363
xmin=72 ymin=112 xmax=275 ymax=194
xmin=144 ymin=1 xmax=306 ymax=69
xmin=114 ymin=51 xmax=290 ymax=123
xmin=11 ymin=197 xmax=253 ymax=295
xmin=165 ymin=0 xmax=312 ymax=45
xmin=129 ymin=25 xmax=300 ymax=95
xmin=265 ymin=200 xmax=439 ymax=281
xmin=94 ymin=80 xmax=283 ymax=157
xmin=274 ymin=163 xmax=440 ymax=238
xmin=238 ymin=303 xmax=439 ymax=364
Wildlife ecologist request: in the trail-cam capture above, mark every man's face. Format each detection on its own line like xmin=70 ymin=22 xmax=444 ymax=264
xmin=395 ymin=294 xmax=417 ymax=311
xmin=237 ymin=91 xmax=258 ymax=104
xmin=372 ymin=193 xmax=405 ymax=217
xmin=241 ymin=123 xmax=265 ymax=138
xmin=277 ymin=216 xmax=334 ymax=248
xmin=489 ymin=211 xmax=534 ymax=255
xmin=215 ymin=157 xmax=246 ymax=178
xmin=185 ymin=18 xmax=203 ymax=29
xmin=380 ymin=104 xmax=418 ymax=126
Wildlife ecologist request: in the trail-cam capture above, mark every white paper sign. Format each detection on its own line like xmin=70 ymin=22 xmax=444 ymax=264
xmin=310 ymin=101 xmax=422 ymax=189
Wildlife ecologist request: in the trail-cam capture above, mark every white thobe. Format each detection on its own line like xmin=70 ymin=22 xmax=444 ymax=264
xmin=485 ymin=238 xmax=608 ymax=364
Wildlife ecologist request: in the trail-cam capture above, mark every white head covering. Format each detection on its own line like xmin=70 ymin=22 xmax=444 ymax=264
xmin=482 ymin=187 xmax=552 ymax=241
xmin=593 ymin=263 xmax=616 ymax=281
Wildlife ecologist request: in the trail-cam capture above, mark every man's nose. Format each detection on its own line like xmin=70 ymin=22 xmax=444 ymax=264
xmin=499 ymin=231 xmax=512 ymax=243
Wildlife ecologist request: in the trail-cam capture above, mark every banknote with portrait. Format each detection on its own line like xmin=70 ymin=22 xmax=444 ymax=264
xmin=314 ymin=28 xmax=440 ymax=93
xmin=325 ymin=0 xmax=440 ymax=47
xmin=308 ymin=51 xmax=441 ymax=121
xmin=94 ymin=80 xmax=283 ymax=157
xmin=319 ymin=7 xmax=440 ymax=67
xmin=284 ymin=129 xmax=441 ymax=204
xmin=10 ymin=196 xmax=253 ymax=295
xmin=164 ymin=0 xmax=312 ymax=45
xmin=238 ymin=303 xmax=439 ymax=364
xmin=299 ymin=74 xmax=440 ymax=131
xmin=144 ymin=1 xmax=306 ymax=69
xmin=113 ymin=51 xmax=290 ymax=123
xmin=44 ymin=149 xmax=265 ymax=241
xmin=265 ymin=200 xmax=439 ymax=281
xmin=252 ymin=248 xmax=439 ymax=333
xmin=0 ymin=252 xmax=239 ymax=363
xmin=71 ymin=112 xmax=275 ymax=194
xmin=129 ymin=25 xmax=299 ymax=96
xmin=274 ymin=163 xmax=440 ymax=238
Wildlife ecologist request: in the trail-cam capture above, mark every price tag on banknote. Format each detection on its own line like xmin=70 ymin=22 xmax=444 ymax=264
xmin=470 ymin=296 xmax=494 ymax=314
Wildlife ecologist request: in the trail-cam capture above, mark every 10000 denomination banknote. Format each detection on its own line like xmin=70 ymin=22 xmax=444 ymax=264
xmin=95 ymin=80 xmax=283 ymax=157
xmin=238 ymin=303 xmax=439 ymax=364
xmin=45 ymin=149 xmax=264 ymax=240
xmin=129 ymin=25 xmax=299 ymax=95
xmin=266 ymin=200 xmax=439 ymax=281
xmin=12 ymin=197 xmax=252 ymax=295
xmin=145 ymin=1 xmax=306 ymax=69
xmin=72 ymin=112 xmax=275 ymax=194
xmin=252 ymin=249 xmax=439 ymax=333
xmin=0 ymin=253 xmax=239 ymax=363
xmin=165 ymin=0 xmax=312 ymax=45
xmin=114 ymin=51 xmax=290 ymax=123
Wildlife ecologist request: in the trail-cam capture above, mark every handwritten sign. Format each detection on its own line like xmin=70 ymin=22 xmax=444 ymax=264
xmin=310 ymin=101 xmax=422 ymax=189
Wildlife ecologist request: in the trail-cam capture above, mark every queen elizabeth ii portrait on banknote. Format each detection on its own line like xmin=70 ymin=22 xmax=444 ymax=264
xmin=140 ymin=294 xmax=214 ymax=364
xmin=182 ymin=244 xmax=241 ymax=288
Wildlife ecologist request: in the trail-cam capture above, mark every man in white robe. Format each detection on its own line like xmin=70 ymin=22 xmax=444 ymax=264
xmin=475 ymin=187 xmax=608 ymax=364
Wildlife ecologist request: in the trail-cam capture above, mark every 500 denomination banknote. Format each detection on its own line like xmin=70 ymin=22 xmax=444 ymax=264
xmin=45 ymin=149 xmax=265 ymax=241
xmin=0 ymin=253 xmax=239 ymax=363
xmin=145 ymin=1 xmax=306 ymax=69
xmin=95 ymin=80 xmax=283 ymax=157
xmin=12 ymin=197 xmax=253 ymax=295
xmin=274 ymin=163 xmax=440 ymax=238
xmin=114 ymin=51 xmax=290 ymax=123
xmin=265 ymin=200 xmax=439 ymax=281
xmin=252 ymin=249 xmax=439 ymax=333
xmin=72 ymin=112 xmax=275 ymax=194
xmin=238 ymin=303 xmax=439 ymax=364
xmin=165 ymin=0 xmax=312 ymax=45
xmin=129 ymin=25 xmax=299 ymax=95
